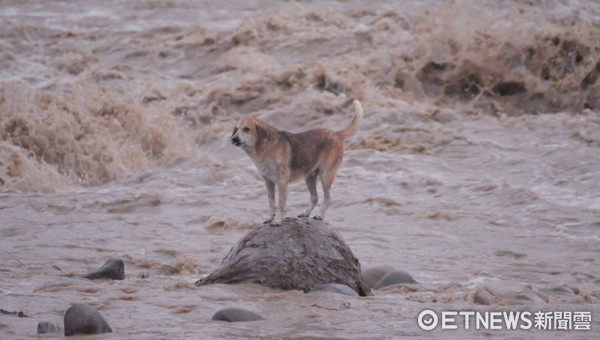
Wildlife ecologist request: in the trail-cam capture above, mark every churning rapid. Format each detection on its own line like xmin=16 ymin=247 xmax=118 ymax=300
xmin=1 ymin=0 xmax=599 ymax=338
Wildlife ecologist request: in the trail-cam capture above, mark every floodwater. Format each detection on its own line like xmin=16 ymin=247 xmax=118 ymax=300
xmin=1 ymin=0 xmax=599 ymax=338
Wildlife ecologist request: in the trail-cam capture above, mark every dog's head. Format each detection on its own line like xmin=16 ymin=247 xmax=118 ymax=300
xmin=230 ymin=117 xmax=268 ymax=149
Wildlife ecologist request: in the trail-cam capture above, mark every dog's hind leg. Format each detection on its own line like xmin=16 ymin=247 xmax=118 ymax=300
xmin=263 ymin=178 xmax=276 ymax=224
xmin=298 ymin=171 xmax=319 ymax=218
xmin=314 ymin=170 xmax=335 ymax=220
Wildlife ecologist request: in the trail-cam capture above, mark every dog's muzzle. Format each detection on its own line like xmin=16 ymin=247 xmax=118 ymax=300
xmin=231 ymin=136 xmax=242 ymax=146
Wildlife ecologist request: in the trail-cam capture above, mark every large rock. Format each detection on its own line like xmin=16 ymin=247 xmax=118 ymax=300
xmin=83 ymin=259 xmax=125 ymax=280
xmin=64 ymin=304 xmax=112 ymax=336
xmin=195 ymin=218 xmax=371 ymax=296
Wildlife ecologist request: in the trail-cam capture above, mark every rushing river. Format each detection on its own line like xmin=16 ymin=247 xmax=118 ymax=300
xmin=1 ymin=0 xmax=599 ymax=338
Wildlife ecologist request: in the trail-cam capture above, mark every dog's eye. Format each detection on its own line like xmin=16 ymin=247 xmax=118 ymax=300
xmin=243 ymin=127 xmax=250 ymax=132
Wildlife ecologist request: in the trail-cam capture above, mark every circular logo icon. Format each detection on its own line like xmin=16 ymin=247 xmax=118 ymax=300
xmin=418 ymin=310 xmax=438 ymax=331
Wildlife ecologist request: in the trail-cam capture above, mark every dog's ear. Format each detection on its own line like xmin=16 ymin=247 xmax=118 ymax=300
xmin=256 ymin=123 xmax=267 ymax=139
xmin=231 ymin=127 xmax=238 ymax=137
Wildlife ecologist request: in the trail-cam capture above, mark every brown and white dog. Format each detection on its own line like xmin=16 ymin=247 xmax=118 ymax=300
xmin=230 ymin=100 xmax=364 ymax=225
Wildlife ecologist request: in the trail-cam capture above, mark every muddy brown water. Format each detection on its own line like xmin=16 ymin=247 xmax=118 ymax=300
xmin=1 ymin=0 xmax=599 ymax=338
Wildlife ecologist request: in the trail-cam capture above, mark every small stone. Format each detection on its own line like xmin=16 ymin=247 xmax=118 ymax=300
xmin=374 ymin=271 xmax=418 ymax=289
xmin=309 ymin=283 xmax=359 ymax=296
xmin=212 ymin=308 xmax=264 ymax=322
xmin=84 ymin=259 xmax=125 ymax=280
xmin=362 ymin=265 xmax=394 ymax=289
xmin=64 ymin=303 xmax=112 ymax=336
xmin=549 ymin=286 xmax=574 ymax=294
xmin=37 ymin=322 xmax=60 ymax=334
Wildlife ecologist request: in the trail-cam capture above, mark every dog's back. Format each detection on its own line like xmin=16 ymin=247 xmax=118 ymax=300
xmin=281 ymin=129 xmax=342 ymax=181
xmin=282 ymin=100 xmax=364 ymax=181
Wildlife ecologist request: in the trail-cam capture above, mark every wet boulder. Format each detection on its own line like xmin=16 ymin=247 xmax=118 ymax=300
xmin=362 ymin=265 xmax=394 ymax=289
xmin=64 ymin=304 xmax=112 ymax=336
xmin=212 ymin=308 xmax=264 ymax=322
xmin=37 ymin=322 xmax=61 ymax=334
xmin=309 ymin=283 xmax=358 ymax=296
xmin=83 ymin=259 xmax=125 ymax=280
xmin=196 ymin=218 xmax=371 ymax=296
xmin=374 ymin=270 xmax=418 ymax=289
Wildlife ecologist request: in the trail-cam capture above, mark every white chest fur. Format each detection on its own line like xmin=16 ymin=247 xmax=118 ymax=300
xmin=245 ymin=151 xmax=280 ymax=182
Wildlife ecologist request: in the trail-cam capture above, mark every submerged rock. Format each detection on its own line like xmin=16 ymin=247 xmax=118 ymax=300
xmin=473 ymin=287 xmax=495 ymax=305
xmin=196 ymin=218 xmax=371 ymax=296
xmin=156 ymin=264 xmax=180 ymax=276
xmin=473 ymin=280 xmax=548 ymax=305
xmin=212 ymin=308 xmax=264 ymax=322
xmin=37 ymin=321 xmax=60 ymax=334
xmin=83 ymin=259 xmax=125 ymax=280
xmin=374 ymin=270 xmax=418 ymax=289
xmin=34 ymin=277 xmax=96 ymax=293
xmin=362 ymin=265 xmax=394 ymax=289
xmin=64 ymin=304 xmax=112 ymax=336
xmin=309 ymin=283 xmax=358 ymax=296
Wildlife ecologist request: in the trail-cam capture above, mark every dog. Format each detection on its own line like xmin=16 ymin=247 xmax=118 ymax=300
xmin=230 ymin=100 xmax=364 ymax=226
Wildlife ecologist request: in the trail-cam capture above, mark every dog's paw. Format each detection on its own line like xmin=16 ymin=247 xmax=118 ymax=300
xmin=270 ymin=216 xmax=283 ymax=226
xmin=297 ymin=213 xmax=309 ymax=218
xmin=263 ymin=217 xmax=274 ymax=224
xmin=313 ymin=215 xmax=324 ymax=221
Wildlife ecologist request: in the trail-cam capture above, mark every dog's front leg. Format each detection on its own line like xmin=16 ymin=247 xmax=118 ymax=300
xmin=271 ymin=181 xmax=288 ymax=226
xmin=263 ymin=178 xmax=276 ymax=224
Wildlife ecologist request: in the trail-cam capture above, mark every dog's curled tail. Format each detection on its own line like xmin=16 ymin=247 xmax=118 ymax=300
xmin=337 ymin=99 xmax=364 ymax=140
